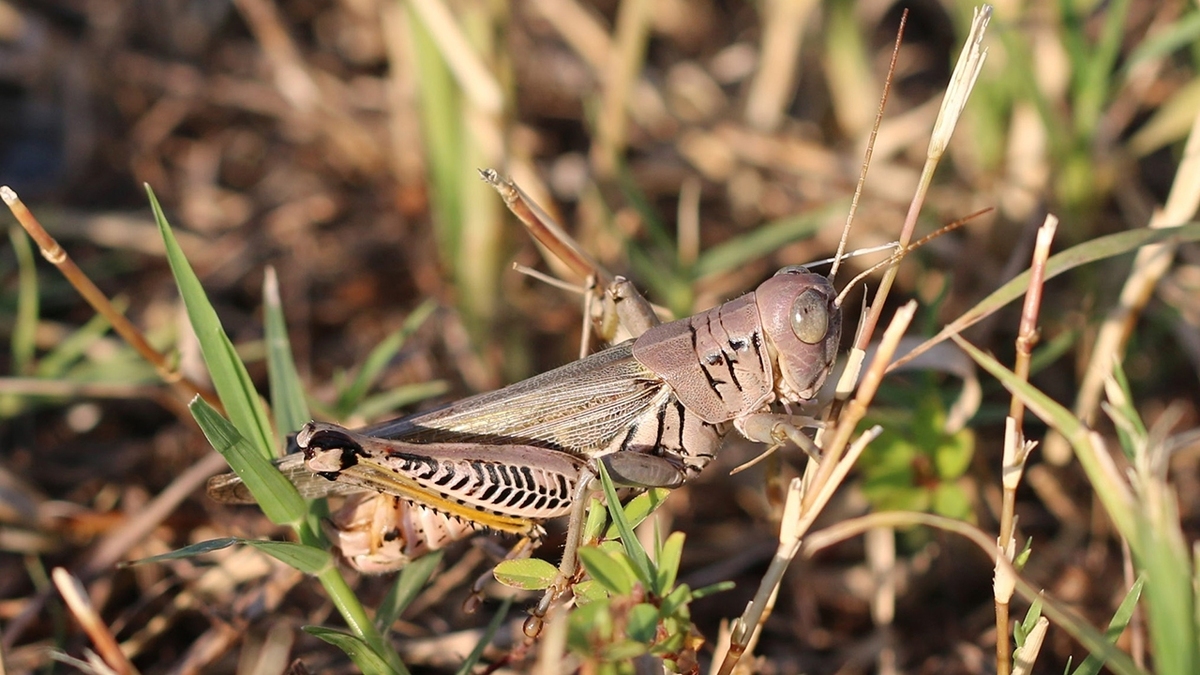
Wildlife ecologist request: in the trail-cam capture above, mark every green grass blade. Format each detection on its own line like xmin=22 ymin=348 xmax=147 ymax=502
xmin=262 ymin=266 xmax=310 ymax=439
xmin=190 ymin=397 xmax=306 ymax=526
xmin=1071 ymin=577 xmax=1144 ymax=675
xmin=241 ymin=539 xmax=333 ymax=574
xmin=454 ymin=596 xmax=511 ymax=675
xmin=148 ymin=186 xmax=276 ymax=461
xmin=1133 ymin=514 xmax=1197 ymax=675
xmin=911 ymin=224 xmax=1200 ymax=363
xmin=336 ymin=299 xmax=436 ymax=415
xmin=353 ymin=381 xmax=449 ymax=421
xmin=603 ymin=488 xmax=669 ymax=540
xmin=375 ymin=550 xmax=444 ymax=632
xmin=123 ymin=537 xmax=331 ymax=574
xmin=305 ymin=627 xmax=404 ymax=675
xmin=949 ymin=336 xmax=1136 ymax=538
xmin=1072 ymin=0 xmax=1131 ymax=138
xmin=693 ymin=202 xmax=845 ymax=280
xmin=597 ymin=462 xmax=655 ymax=590
xmin=123 ymin=538 xmax=240 ymax=565
xmin=1123 ymin=12 xmax=1200 ymax=74
xmin=8 ymin=225 xmax=37 ymax=374
xmin=34 ymin=303 xmax=119 ymax=378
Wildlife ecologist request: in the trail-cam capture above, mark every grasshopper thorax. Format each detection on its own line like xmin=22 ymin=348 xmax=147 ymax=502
xmin=754 ymin=266 xmax=841 ymax=405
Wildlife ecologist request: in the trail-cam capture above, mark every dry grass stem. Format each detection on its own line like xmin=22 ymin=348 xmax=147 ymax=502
xmin=0 ymin=186 xmax=218 ymax=408
xmin=1009 ymin=214 xmax=1058 ymax=425
xmin=743 ymin=0 xmax=818 ymax=133
xmin=405 ymin=0 xmax=502 ymax=115
xmin=52 ymin=569 xmax=138 ymax=675
xmin=1011 ymin=616 xmax=1048 ymax=675
xmin=854 ymin=6 xmax=991 ymax=349
xmin=994 ymin=212 xmax=1056 ymax=675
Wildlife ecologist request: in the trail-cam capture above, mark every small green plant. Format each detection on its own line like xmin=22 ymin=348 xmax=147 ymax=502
xmin=860 ymin=386 xmax=975 ymax=521
xmin=496 ymin=464 xmax=732 ymax=673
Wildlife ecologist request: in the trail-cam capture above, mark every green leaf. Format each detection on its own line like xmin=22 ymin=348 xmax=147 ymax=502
xmin=124 ymin=537 xmax=330 ymax=575
xmin=494 ymin=557 xmax=558 ymax=590
xmin=242 ymin=540 xmax=333 ymax=575
xmin=1015 ymin=597 xmax=1043 ymax=649
xmin=123 ymin=538 xmax=239 ymax=565
xmin=573 ymin=579 xmax=609 ymax=605
xmin=654 ymin=531 xmax=685 ymax=596
xmin=578 ymin=546 xmax=635 ymax=596
xmin=931 ymin=483 xmax=973 ymax=522
xmin=690 ymin=580 xmax=734 ymax=601
xmin=569 ymin=600 xmax=613 ymax=650
xmin=149 ymin=186 xmax=275 ymax=460
xmin=305 ymin=627 xmax=404 ymax=675
xmin=1072 ymin=577 xmax=1144 ymax=675
xmin=262 ymin=267 xmax=310 ymax=441
xmin=1014 ymin=537 xmax=1034 ymax=570
xmin=582 ymin=495 xmax=609 ymax=544
xmin=376 ymin=550 xmax=443 ymax=631
xmin=603 ymin=488 xmax=669 ymax=540
xmin=190 ymin=397 xmax=307 ymax=525
xmin=933 ymin=427 xmax=975 ymax=480
xmin=626 ymin=604 xmax=660 ymax=644
xmin=597 ymin=462 xmax=655 ymax=590
xmin=603 ymin=639 xmax=649 ymax=662
xmin=659 ymin=584 xmax=692 ymax=618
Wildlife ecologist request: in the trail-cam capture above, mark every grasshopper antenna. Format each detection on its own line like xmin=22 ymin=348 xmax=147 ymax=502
xmin=834 ymin=208 xmax=990 ymax=308
xmin=805 ymin=242 xmax=903 ymax=270
xmin=828 ymin=10 xmax=906 ymax=284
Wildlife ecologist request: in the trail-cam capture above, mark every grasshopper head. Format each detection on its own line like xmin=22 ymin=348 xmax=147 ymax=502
xmin=755 ymin=266 xmax=841 ymax=404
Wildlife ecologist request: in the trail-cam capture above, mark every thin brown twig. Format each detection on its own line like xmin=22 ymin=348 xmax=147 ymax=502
xmin=995 ymin=213 xmax=1057 ymax=675
xmin=0 ymin=186 xmax=219 ymax=409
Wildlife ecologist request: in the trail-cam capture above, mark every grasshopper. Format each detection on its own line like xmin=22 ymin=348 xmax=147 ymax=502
xmin=207 ymin=174 xmax=844 ymax=626
xmin=209 ymin=263 xmax=841 ymax=619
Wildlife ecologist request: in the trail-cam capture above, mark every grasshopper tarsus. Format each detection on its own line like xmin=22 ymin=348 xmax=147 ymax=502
xmin=522 ymin=614 xmax=543 ymax=639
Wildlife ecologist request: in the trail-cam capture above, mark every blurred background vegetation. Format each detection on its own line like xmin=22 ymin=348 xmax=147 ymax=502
xmin=0 ymin=0 xmax=1198 ymax=672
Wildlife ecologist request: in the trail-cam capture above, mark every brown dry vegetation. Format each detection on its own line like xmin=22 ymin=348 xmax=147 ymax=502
xmin=1 ymin=0 xmax=1198 ymax=673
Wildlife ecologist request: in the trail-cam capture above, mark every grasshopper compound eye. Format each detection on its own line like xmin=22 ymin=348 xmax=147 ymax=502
xmin=790 ymin=289 xmax=829 ymax=345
